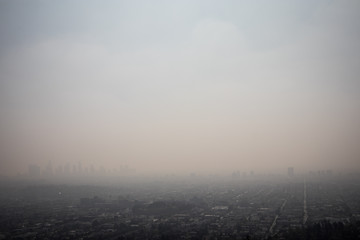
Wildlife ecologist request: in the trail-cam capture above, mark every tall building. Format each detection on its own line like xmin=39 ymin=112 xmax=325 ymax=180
xmin=288 ymin=167 xmax=294 ymax=177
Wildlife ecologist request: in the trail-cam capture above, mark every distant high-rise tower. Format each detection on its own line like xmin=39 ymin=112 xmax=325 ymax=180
xmin=288 ymin=167 xmax=294 ymax=177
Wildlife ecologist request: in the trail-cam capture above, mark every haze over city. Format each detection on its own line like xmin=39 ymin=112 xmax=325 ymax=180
xmin=1 ymin=0 xmax=360 ymax=177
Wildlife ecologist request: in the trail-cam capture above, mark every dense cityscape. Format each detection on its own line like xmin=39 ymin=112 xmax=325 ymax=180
xmin=1 ymin=168 xmax=359 ymax=240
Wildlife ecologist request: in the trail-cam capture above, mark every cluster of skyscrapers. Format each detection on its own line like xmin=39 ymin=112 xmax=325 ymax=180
xmin=27 ymin=161 xmax=135 ymax=178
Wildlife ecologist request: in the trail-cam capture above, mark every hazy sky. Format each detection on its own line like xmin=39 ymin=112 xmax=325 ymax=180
xmin=1 ymin=0 xmax=360 ymax=176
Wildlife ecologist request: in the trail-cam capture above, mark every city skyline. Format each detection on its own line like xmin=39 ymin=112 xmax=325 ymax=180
xmin=21 ymin=162 xmax=344 ymax=180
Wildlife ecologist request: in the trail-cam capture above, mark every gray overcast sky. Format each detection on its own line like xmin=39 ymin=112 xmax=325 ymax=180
xmin=0 ymin=0 xmax=360 ymax=176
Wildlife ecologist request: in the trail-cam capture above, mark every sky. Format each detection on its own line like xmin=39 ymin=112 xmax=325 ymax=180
xmin=0 ymin=0 xmax=360 ymax=176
